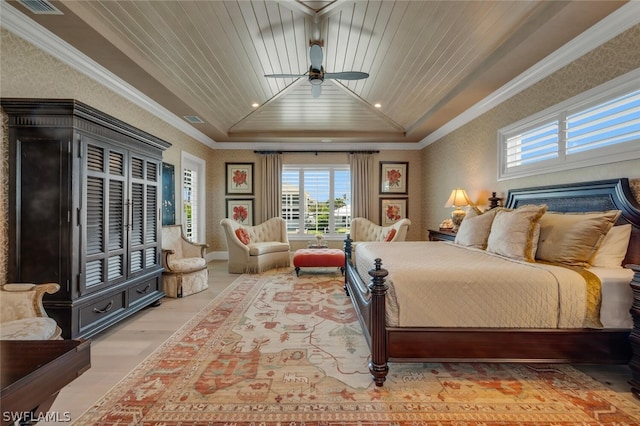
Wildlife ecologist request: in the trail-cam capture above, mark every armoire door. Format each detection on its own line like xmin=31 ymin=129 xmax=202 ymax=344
xmin=9 ymin=132 xmax=74 ymax=299
xmin=127 ymin=154 xmax=162 ymax=278
xmin=81 ymin=139 xmax=128 ymax=295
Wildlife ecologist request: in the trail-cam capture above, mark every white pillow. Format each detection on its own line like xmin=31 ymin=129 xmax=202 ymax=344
xmin=486 ymin=204 xmax=547 ymax=262
xmin=590 ymin=224 xmax=632 ymax=268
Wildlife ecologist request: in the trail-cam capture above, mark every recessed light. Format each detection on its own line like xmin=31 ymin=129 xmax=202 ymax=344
xmin=252 ymin=103 xmax=259 ymax=108
xmin=374 ymin=103 xmax=382 ymax=108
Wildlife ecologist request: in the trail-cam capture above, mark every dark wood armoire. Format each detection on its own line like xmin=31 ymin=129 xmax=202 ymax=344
xmin=2 ymin=99 xmax=170 ymax=339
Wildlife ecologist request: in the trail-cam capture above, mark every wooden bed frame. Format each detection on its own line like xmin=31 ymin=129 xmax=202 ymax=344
xmin=343 ymin=178 xmax=640 ymax=390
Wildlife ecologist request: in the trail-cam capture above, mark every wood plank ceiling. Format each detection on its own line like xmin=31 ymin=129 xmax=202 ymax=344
xmin=7 ymin=0 xmax=627 ymax=147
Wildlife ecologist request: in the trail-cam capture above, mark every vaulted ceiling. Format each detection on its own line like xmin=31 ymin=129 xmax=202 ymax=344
xmin=3 ymin=0 xmax=630 ymax=149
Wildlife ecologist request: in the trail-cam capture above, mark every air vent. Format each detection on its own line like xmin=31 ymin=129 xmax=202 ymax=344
xmin=183 ymin=115 xmax=204 ymax=124
xmin=18 ymin=0 xmax=63 ymax=14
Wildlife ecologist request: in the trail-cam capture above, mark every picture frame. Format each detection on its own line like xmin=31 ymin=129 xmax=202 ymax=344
xmin=380 ymin=198 xmax=408 ymax=226
xmin=226 ymin=199 xmax=254 ymax=226
xmin=379 ymin=161 xmax=408 ymax=194
xmin=226 ymin=162 xmax=254 ymax=195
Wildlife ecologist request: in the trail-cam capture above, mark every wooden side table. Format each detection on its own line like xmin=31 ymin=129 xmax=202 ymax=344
xmin=428 ymin=229 xmax=456 ymax=242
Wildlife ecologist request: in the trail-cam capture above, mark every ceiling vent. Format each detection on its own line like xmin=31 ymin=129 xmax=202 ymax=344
xmin=18 ymin=0 xmax=63 ymax=14
xmin=183 ymin=115 xmax=204 ymax=124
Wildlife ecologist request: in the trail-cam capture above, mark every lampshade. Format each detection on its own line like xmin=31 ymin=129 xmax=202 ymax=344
xmin=445 ymin=188 xmax=472 ymax=232
xmin=444 ymin=188 xmax=472 ymax=208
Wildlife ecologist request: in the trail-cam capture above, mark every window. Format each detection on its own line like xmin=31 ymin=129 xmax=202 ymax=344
xmin=181 ymin=152 xmax=205 ymax=242
xmin=498 ymin=69 xmax=640 ymax=180
xmin=282 ymin=165 xmax=351 ymax=238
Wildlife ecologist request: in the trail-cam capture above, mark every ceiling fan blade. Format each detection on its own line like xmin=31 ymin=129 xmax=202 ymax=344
xmin=309 ymin=43 xmax=323 ymax=70
xmin=264 ymin=73 xmax=305 ymax=78
xmin=324 ymin=71 xmax=369 ymax=80
xmin=311 ymin=84 xmax=322 ymax=98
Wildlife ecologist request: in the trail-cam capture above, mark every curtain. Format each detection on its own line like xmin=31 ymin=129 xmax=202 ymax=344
xmin=349 ymin=153 xmax=373 ymax=219
xmin=259 ymin=153 xmax=282 ymax=222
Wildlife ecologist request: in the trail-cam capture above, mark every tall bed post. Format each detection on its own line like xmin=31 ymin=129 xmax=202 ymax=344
xmin=344 ymin=234 xmax=352 ymax=295
xmin=628 ymin=264 xmax=640 ymax=397
xmin=369 ymin=258 xmax=389 ymax=386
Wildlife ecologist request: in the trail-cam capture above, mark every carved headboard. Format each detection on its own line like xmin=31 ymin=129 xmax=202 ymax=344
xmin=505 ymin=178 xmax=640 ymax=267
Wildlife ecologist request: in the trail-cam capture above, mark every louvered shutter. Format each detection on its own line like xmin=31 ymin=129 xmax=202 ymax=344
xmin=82 ymin=142 xmax=127 ymax=293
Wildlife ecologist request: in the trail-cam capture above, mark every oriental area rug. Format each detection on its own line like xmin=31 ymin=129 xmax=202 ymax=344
xmin=77 ymin=269 xmax=640 ymax=425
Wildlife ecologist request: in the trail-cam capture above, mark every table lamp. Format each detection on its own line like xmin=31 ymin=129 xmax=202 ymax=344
xmin=445 ymin=188 xmax=472 ymax=231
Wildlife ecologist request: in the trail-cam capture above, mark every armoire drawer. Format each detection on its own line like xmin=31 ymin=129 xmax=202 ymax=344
xmin=78 ymin=291 xmax=126 ymax=333
xmin=129 ymin=277 xmax=161 ymax=306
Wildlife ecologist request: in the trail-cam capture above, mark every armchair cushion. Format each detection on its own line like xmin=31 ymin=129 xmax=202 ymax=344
xmin=235 ymin=228 xmax=251 ymax=245
xmin=385 ymin=228 xmax=397 ymax=242
xmin=248 ymin=242 xmax=291 ymax=256
xmin=167 ymin=257 xmax=207 ymax=273
xmin=1 ymin=317 xmax=60 ymax=340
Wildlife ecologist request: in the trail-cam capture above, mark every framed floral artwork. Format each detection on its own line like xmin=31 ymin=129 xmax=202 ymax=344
xmin=380 ymin=198 xmax=408 ymax=226
xmin=226 ymin=162 xmax=254 ymax=195
xmin=226 ymin=199 xmax=254 ymax=226
xmin=379 ymin=161 xmax=408 ymax=194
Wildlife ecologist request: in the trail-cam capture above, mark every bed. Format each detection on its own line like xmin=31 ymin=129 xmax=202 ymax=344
xmin=343 ymin=178 xmax=640 ymax=389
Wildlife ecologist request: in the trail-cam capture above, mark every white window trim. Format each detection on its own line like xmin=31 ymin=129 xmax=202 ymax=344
xmin=181 ymin=151 xmax=206 ymax=242
xmin=498 ymin=68 xmax=640 ymax=181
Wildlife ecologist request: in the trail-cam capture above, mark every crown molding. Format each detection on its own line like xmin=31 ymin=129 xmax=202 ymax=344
xmin=419 ymin=1 xmax=640 ymax=149
xmin=211 ymin=141 xmax=420 ymax=151
xmin=0 ymin=2 xmax=218 ymax=148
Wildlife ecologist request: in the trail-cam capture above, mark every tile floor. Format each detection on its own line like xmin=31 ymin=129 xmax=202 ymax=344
xmin=41 ymin=260 xmax=638 ymax=425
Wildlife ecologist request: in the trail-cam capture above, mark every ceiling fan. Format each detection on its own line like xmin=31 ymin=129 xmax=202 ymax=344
xmin=264 ymin=41 xmax=369 ymax=98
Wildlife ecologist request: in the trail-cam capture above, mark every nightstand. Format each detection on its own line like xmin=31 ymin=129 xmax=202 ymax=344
xmin=428 ymin=229 xmax=456 ymax=242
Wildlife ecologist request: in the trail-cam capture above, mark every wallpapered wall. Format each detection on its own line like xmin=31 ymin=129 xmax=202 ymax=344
xmin=421 ymin=23 xmax=640 ymax=229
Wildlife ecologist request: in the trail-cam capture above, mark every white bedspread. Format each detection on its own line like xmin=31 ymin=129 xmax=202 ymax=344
xmin=354 ymin=241 xmax=603 ymax=329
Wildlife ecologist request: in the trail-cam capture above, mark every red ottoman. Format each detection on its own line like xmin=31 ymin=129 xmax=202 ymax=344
xmin=292 ymin=248 xmax=345 ymax=276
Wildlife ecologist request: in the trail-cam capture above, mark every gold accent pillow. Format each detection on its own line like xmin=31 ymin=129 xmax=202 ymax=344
xmin=454 ymin=208 xmax=500 ymax=249
xmin=535 ymin=210 xmax=621 ymax=267
xmin=486 ymin=204 xmax=548 ymax=262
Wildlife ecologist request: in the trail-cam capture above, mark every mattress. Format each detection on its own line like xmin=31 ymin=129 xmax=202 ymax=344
xmin=353 ymin=241 xmax=632 ymax=329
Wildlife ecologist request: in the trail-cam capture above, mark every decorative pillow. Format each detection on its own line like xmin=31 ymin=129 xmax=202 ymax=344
xmin=486 ymin=204 xmax=548 ymax=262
xmin=384 ymin=228 xmax=397 ymax=242
xmin=454 ymin=208 xmax=500 ymax=249
xmin=235 ymin=228 xmax=250 ymax=245
xmin=590 ymin=224 xmax=632 ymax=268
xmin=536 ymin=210 xmax=621 ymax=267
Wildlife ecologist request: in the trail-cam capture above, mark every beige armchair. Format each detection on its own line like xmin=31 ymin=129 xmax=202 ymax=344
xmin=0 ymin=283 xmax=62 ymax=340
xmin=220 ymin=217 xmax=291 ymax=274
xmin=161 ymin=225 xmax=209 ymax=298
xmin=349 ymin=217 xmax=412 ymax=250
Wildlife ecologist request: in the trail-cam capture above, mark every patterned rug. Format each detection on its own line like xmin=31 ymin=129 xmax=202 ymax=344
xmin=78 ymin=269 xmax=640 ymax=425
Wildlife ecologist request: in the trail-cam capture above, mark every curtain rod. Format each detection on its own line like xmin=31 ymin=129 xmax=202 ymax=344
xmin=254 ymin=150 xmax=379 ymax=155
